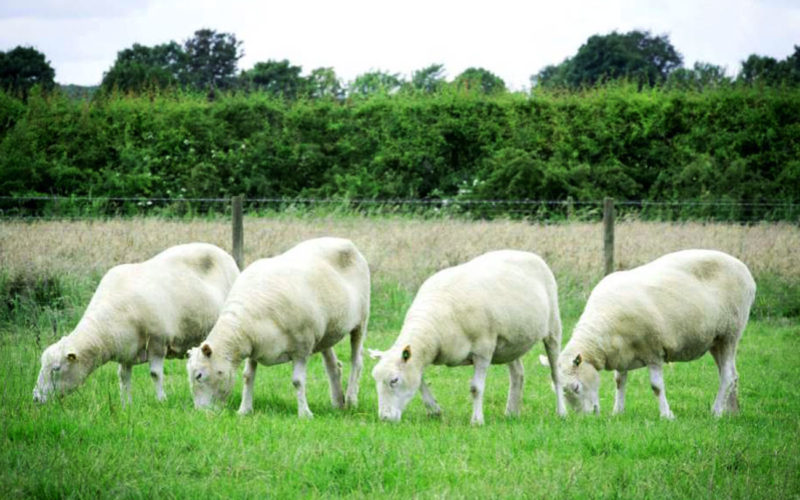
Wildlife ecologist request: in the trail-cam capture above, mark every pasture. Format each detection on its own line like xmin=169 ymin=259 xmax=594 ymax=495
xmin=1 ymin=216 xmax=799 ymax=498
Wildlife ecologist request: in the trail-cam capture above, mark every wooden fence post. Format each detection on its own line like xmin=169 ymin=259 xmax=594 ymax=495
xmin=232 ymin=195 xmax=244 ymax=270
xmin=603 ymin=197 xmax=615 ymax=276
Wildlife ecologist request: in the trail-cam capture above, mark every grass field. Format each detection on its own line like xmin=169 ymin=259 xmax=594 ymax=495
xmin=1 ymin=216 xmax=799 ymax=498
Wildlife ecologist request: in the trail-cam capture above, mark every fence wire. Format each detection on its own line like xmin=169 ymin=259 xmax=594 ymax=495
xmin=0 ymin=196 xmax=797 ymax=223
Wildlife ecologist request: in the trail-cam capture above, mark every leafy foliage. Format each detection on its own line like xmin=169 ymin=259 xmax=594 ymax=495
xmin=454 ymin=67 xmax=506 ymax=94
xmin=101 ymin=42 xmax=186 ymax=93
xmin=0 ymin=46 xmax=56 ymax=99
xmin=411 ymin=64 xmax=446 ymax=93
xmin=0 ymin=84 xmax=798 ymax=211
xmin=535 ymin=30 xmax=683 ymax=88
xmin=738 ymin=46 xmax=800 ymax=87
xmin=349 ymin=70 xmax=404 ymax=97
xmin=183 ymin=29 xmax=243 ymax=91
xmin=240 ymin=60 xmax=306 ymax=99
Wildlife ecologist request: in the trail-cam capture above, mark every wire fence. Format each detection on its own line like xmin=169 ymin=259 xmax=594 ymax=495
xmin=0 ymin=195 xmax=798 ymax=223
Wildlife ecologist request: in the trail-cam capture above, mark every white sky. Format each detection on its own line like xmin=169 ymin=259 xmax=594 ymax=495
xmin=0 ymin=0 xmax=798 ymax=89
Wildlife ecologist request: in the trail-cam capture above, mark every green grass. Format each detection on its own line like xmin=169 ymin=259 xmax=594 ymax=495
xmin=2 ymin=277 xmax=799 ymax=499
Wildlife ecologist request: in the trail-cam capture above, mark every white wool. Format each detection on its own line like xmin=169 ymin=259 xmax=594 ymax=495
xmin=371 ymin=250 xmax=565 ymax=424
xmin=187 ymin=237 xmax=370 ymax=417
xmin=34 ymin=243 xmax=239 ymax=404
xmin=558 ymin=249 xmax=756 ymax=418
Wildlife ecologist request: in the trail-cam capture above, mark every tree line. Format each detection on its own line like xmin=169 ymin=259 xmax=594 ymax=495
xmin=2 ymin=29 xmax=799 ymax=101
xmin=1 ymin=84 xmax=797 ymax=209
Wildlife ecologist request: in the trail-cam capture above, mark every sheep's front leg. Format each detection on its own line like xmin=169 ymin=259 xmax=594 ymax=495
xmin=648 ymin=364 xmax=675 ymax=419
xmin=543 ymin=336 xmax=566 ymax=416
xmin=118 ymin=363 xmax=132 ymax=407
xmin=613 ymin=370 xmax=628 ymax=414
xmin=149 ymin=355 xmax=166 ymax=401
xmin=292 ymin=356 xmax=313 ymax=418
xmin=470 ymin=356 xmax=491 ymax=426
xmin=321 ymin=348 xmax=345 ymax=409
xmin=505 ymin=358 xmax=524 ymax=417
xmin=420 ymin=378 xmax=442 ymax=417
xmin=345 ymin=323 xmax=367 ymax=408
xmin=238 ymin=358 xmax=258 ymax=415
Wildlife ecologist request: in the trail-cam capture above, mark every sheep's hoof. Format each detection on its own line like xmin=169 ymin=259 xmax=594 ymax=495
xmin=427 ymin=408 xmax=442 ymax=418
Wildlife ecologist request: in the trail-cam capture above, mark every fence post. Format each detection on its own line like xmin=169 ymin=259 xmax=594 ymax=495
xmin=232 ymin=195 xmax=244 ymax=270
xmin=603 ymin=197 xmax=615 ymax=276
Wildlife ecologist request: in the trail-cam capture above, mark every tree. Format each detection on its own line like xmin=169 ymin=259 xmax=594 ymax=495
xmin=738 ymin=46 xmax=800 ymax=86
xmin=530 ymin=62 xmax=570 ymax=89
xmin=0 ymin=46 xmax=55 ymax=98
xmin=666 ymin=62 xmax=730 ymax=91
xmin=348 ymin=70 xmax=403 ymax=96
xmin=533 ymin=30 xmax=682 ymax=88
xmin=305 ymin=67 xmax=343 ymax=99
xmin=454 ymin=67 xmax=506 ymax=94
xmin=241 ymin=59 xmax=306 ymax=99
xmin=411 ymin=64 xmax=446 ymax=93
xmin=183 ymin=28 xmax=243 ymax=91
xmin=101 ymin=42 xmax=185 ymax=93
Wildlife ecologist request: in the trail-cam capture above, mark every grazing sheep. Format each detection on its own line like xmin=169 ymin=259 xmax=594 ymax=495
xmin=370 ymin=250 xmax=564 ymax=425
xmin=186 ymin=237 xmax=370 ymax=418
xmin=553 ymin=249 xmax=755 ymax=419
xmin=33 ymin=243 xmax=239 ymax=405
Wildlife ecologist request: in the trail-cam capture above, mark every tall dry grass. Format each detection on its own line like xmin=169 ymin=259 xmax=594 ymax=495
xmin=2 ymin=217 xmax=798 ymax=291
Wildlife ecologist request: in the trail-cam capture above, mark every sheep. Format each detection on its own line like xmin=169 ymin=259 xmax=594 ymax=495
xmin=370 ymin=250 xmax=564 ymax=425
xmin=33 ymin=243 xmax=239 ymax=405
xmin=552 ymin=249 xmax=755 ymax=419
xmin=186 ymin=237 xmax=370 ymax=418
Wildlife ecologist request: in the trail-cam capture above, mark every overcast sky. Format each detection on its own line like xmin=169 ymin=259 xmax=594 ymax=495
xmin=1 ymin=0 xmax=798 ymax=89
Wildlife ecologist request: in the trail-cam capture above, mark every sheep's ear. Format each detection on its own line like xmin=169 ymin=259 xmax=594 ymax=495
xmin=538 ymin=355 xmax=550 ymax=367
xmin=66 ymin=352 xmax=77 ymax=362
xmin=367 ymin=348 xmax=384 ymax=360
xmin=402 ymin=345 xmax=411 ymax=362
xmin=573 ymin=353 xmax=582 ymax=367
xmin=201 ymin=344 xmax=213 ymax=357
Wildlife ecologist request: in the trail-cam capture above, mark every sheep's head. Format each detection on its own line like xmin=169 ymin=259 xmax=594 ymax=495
xmin=33 ymin=339 xmax=89 ymax=403
xmin=559 ymin=352 xmax=600 ymax=415
xmin=186 ymin=343 xmax=235 ymax=409
xmin=370 ymin=345 xmax=421 ymax=422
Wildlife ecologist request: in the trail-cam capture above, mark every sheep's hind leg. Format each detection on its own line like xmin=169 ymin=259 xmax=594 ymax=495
xmin=344 ymin=323 xmax=367 ymax=408
xmin=648 ymin=364 xmax=675 ymax=419
xmin=321 ymin=348 xmax=345 ymax=409
xmin=505 ymin=358 xmax=524 ymax=417
xmin=292 ymin=356 xmax=313 ymax=418
xmin=543 ymin=336 xmax=566 ymax=417
xmin=710 ymin=339 xmax=740 ymax=417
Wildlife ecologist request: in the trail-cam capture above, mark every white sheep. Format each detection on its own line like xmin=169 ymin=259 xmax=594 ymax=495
xmin=370 ymin=250 xmax=565 ymax=425
xmin=186 ymin=237 xmax=370 ymax=417
xmin=33 ymin=243 xmax=239 ymax=405
xmin=552 ymin=249 xmax=755 ymax=419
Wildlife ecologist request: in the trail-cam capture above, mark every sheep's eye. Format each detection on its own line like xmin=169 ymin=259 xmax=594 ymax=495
xmin=52 ymin=366 xmax=61 ymax=372
xmin=195 ymin=373 xmax=202 ymax=381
